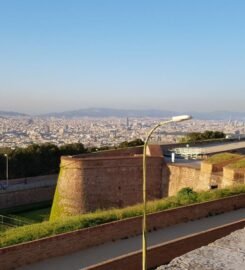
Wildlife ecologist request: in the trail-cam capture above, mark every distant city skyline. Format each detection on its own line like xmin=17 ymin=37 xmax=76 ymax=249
xmin=0 ymin=0 xmax=245 ymax=114
xmin=1 ymin=115 xmax=244 ymax=149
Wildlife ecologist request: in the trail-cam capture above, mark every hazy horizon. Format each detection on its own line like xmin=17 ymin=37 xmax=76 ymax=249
xmin=2 ymin=107 xmax=245 ymax=119
xmin=3 ymin=107 xmax=245 ymax=116
xmin=1 ymin=1 xmax=245 ymax=114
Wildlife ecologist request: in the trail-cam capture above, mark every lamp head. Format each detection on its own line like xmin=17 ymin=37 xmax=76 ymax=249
xmin=171 ymin=115 xmax=192 ymax=122
xmin=4 ymin=154 xmax=8 ymax=157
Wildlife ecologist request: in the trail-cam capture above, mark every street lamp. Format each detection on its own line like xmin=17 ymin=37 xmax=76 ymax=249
xmin=4 ymin=154 xmax=8 ymax=188
xmin=142 ymin=115 xmax=192 ymax=270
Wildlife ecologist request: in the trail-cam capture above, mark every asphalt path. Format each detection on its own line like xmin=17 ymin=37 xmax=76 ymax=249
xmin=164 ymin=157 xmax=201 ymax=168
xmin=19 ymin=208 xmax=245 ymax=270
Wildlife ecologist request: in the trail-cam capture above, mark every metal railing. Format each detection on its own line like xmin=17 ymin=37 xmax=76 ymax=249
xmin=0 ymin=215 xmax=29 ymax=228
xmin=172 ymin=147 xmax=203 ymax=159
xmin=0 ymin=182 xmax=7 ymax=190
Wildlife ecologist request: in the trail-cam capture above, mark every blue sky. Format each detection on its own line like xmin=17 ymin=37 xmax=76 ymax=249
xmin=0 ymin=0 xmax=244 ymax=114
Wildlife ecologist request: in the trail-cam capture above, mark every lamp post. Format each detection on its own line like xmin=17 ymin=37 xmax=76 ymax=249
xmin=4 ymin=154 xmax=8 ymax=188
xmin=142 ymin=115 xmax=192 ymax=270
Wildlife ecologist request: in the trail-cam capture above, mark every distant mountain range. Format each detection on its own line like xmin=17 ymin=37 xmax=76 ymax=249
xmin=1 ymin=108 xmax=245 ymax=120
xmin=42 ymin=108 xmax=177 ymax=118
xmin=41 ymin=108 xmax=245 ymax=120
xmin=0 ymin=111 xmax=28 ymax=117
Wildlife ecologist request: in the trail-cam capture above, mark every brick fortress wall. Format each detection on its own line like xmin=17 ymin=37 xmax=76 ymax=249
xmin=50 ymin=145 xmax=245 ymax=221
xmin=50 ymin=146 xmax=164 ymax=220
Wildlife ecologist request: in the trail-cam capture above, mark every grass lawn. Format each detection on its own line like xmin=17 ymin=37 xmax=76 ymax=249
xmin=1 ymin=185 xmax=245 ymax=249
xmin=0 ymin=224 xmax=9 ymax=233
xmin=205 ymin=153 xmax=241 ymax=164
xmin=7 ymin=207 xmax=51 ymax=224
xmin=227 ymin=158 xmax=245 ymax=169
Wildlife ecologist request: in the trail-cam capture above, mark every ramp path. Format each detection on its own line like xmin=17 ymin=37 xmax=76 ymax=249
xmin=19 ymin=208 xmax=245 ymax=270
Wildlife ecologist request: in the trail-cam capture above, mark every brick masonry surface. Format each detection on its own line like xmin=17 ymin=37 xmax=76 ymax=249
xmin=0 ymin=194 xmax=245 ymax=270
xmin=51 ymin=154 xmax=164 ymax=217
xmin=0 ymin=186 xmax=55 ymax=210
xmin=86 ymin=220 xmax=245 ymax=270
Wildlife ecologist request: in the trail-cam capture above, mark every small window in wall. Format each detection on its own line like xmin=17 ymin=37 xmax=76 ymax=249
xmin=210 ymin=184 xmax=218 ymax=189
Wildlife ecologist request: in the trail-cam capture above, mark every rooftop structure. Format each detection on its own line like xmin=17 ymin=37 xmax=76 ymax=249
xmin=172 ymin=141 xmax=245 ymax=159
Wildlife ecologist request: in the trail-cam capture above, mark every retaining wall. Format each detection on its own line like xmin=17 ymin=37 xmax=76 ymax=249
xmin=223 ymin=167 xmax=245 ymax=187
xmin=165 ymin=165 xmax=202 ymax=196
xmin=0 ymin=175 xmax=57 ymax=210
xmin=85 ymin=220 xmax=245 ymax=270
xmin=0 ymin=194 xmax=245 ymax=270
xmin=201 ymin=156 xmax=243 ymax=173
xmin=0 ymin=186 xmax=55 ymax=210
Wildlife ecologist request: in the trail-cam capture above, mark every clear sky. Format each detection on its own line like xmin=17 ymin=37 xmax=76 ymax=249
xmin=0 ymin=0 xmax=244 ymax=114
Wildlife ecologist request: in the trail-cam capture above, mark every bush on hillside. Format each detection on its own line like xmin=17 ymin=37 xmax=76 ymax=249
xmin=177 ymin=187 xmax=198 ymax=204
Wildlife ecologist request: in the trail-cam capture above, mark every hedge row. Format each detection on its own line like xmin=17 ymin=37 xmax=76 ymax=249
xmin=1 ymin=185 xmax=245 ymax=249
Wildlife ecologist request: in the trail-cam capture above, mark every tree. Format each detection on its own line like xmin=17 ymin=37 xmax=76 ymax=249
xmin=0 ymin=143 xmax=87 ymax=180
xmin=60 ymin=143 xmax=86 ymax=156
xmin=180 ymin=131 xmax=225 ymax=143
xmin=118 ymin=139 xmax=144 ymax=148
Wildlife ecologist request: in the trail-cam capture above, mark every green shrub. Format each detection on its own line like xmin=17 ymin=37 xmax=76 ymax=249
xmin=176 ymin=187 xmax=198 ymax=204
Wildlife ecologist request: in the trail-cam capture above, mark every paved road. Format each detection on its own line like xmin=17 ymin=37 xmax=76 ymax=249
xmin=165 ymin=157 xmax=201 ymax=168
xmin=19 ymin=208 xmax=245 ymax=270
xmin=197 ymin=141 xmax=245 ymax=154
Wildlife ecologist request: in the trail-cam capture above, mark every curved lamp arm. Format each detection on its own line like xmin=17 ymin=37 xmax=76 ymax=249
xmin=142 ymin=115 xmax=192 ymax=270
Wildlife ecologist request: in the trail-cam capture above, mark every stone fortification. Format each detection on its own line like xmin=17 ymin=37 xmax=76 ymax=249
xmin=165 ymin=165 xmax=203 ymax=196
xmin=50 ymin=146 xmax=164 ymax=220
xmin=200 ymin=154 xmax=245 ymax=188
xmin=50 ymin=147 xmax=245 ymax=221
xmin=223 ymin=163 xmax=245 ymax=187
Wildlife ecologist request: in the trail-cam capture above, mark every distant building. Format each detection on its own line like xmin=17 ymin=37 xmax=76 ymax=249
xmin=171 ymin=141 xmax=245 ymax=159
xmin=126 ymin=117 xmax=129 ymax=128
